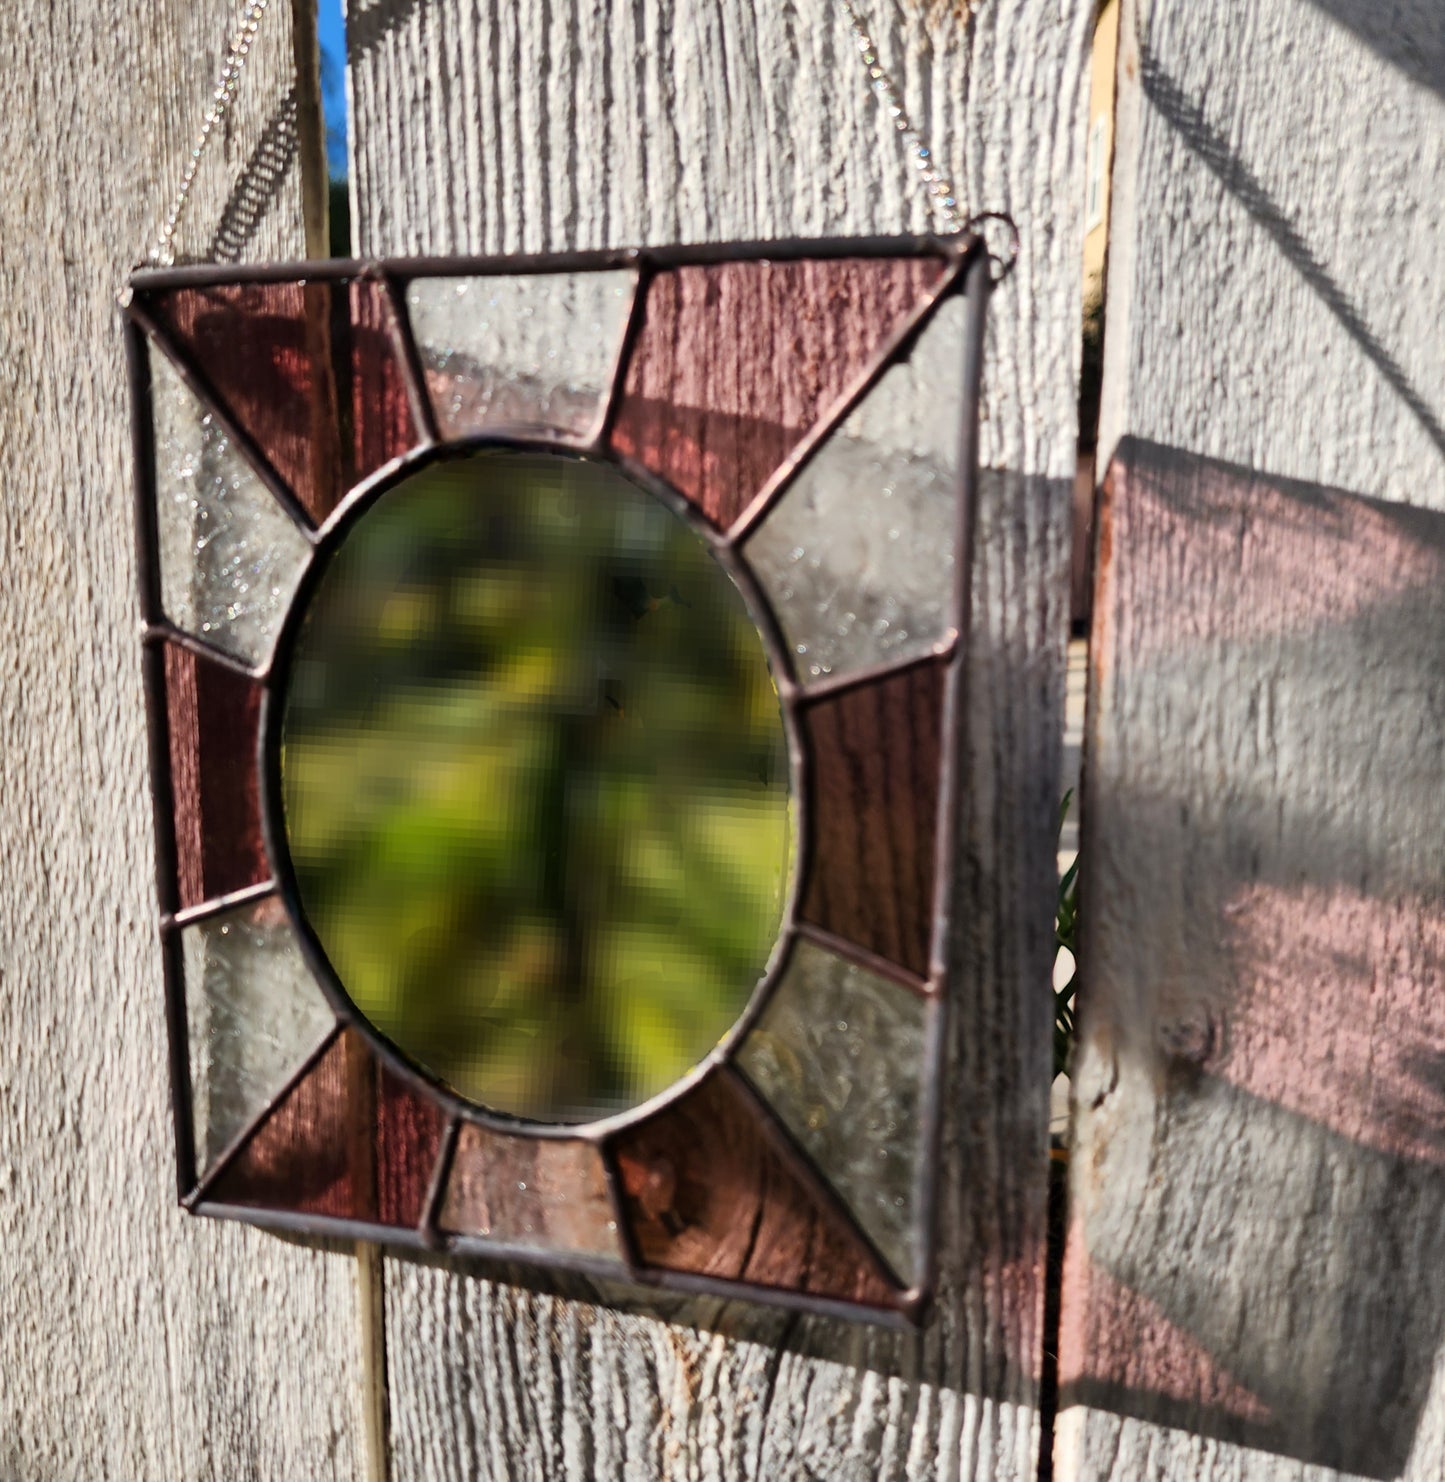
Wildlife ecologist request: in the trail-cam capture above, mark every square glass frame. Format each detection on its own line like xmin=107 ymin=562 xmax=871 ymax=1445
xmin=123 ymin=232 xmax=992 ymax=1326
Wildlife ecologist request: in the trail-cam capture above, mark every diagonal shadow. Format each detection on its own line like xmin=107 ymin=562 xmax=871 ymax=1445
xmin=1066 ymin=1074 xmax=1445 ymax=1478
xmin=1063 ymin=436 xmax=1445 ymax=1478
xmin=1304 ymin=0 xmax=1445 ymax=101
xmin=163 ymin=81 xmax=304 ymax=266
xmin=346 ymin=0 xmax=429 ymax=64
xmin=208 ymin=87 xmax=301 ymax=263
xmin=1138 ymin=45 xmax=1445 ymax=464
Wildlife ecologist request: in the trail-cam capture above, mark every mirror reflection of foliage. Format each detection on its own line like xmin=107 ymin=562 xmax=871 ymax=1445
xmin=282 ymin=452 xmax=792 ymax=1123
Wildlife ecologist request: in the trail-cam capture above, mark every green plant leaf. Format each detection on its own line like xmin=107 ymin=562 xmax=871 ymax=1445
xmin=1053 ymin=789 xmax=1080 ymax=1083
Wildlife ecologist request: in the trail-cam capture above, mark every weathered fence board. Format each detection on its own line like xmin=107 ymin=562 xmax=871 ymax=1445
xmin=1095 ymin=0 xmax=1445 ymax=506
xmin=0 ymin=3 xmax=365 ymax=1476
xmin=1059 ymin=1 xmax=1445 ymax=1479
xmin=347 ymin=1 xmax=1091 ymax=1477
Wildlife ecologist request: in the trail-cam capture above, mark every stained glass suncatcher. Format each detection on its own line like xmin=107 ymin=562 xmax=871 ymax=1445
xmin=124 ymin=232 xmax=991 ymax=1326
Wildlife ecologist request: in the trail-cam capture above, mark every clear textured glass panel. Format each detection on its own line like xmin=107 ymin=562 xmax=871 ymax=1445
xmin=280 ymin=449 xmax=792 ymax=1125
xmin=614 ymin=1070 xmax=900 ymax=1303
xmin=405 ymin=272 xmax=633 ymax=440
xmin=743 ymin=295 xmax=966 ymax=685
xmin=609 ymin=257 xmax=946 ymax=532
xmin=440 ymin=1125 xmax=621 ymax=1258
xmin=206 ymin=1028 xmax=450 ymax=1226
xmin=737 ymin=938 xmax=927 ymax=1284
xmin=182 ymin=896 xmax=336 ymax=1177
xmin=150 ymin=347 xmax=311 ymax=665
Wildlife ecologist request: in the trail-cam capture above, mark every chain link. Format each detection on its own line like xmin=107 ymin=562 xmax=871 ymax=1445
xmin=149 ymin=0 xmax=273 ymax=266
xmin=837 ymin=0 xmax=970 ymax=234
xmin=150 ymin=2 xmax=985 ymax=264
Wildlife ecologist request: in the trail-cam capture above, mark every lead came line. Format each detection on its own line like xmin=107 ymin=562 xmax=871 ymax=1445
xmin=375 ymin=271 xmax=441 ymax=447
xmin=124 ymin=297 xmax=321 ymax=542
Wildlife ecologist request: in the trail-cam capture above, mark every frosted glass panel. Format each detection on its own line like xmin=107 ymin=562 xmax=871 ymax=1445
xmin=405 ymin=272 xmax=633 ymax=440
xmin=440 ymin=1125 xmax=621 ymax=1258
xmin=150 ymin=347 xmax=311 ymax=666
xmin=738 ymin=938 xmax=927 ymax=1284
xmin=182 ymin=896 xmax=336 ymax=1176
xmin=743 ymin=296 xmax=966 ymax=686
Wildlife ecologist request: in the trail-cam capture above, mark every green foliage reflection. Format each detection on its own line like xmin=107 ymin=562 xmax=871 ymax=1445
xmin=281 ymin=452 xmax=792 ymax=1123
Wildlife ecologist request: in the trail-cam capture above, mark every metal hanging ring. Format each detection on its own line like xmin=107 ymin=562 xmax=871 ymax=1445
xmin=964 ymin=212 xmax=1020 ymax=281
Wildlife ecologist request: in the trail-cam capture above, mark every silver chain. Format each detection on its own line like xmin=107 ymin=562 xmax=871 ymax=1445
xmin=837 ymin=0 xmax=967 ymax=234
xmin=149 ymin=0 xmax=272 ymax=266
xmin=149 ymin=0 xmax=982 ymax=262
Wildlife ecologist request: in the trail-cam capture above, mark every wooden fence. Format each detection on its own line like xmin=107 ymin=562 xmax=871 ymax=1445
xmin=0 ymin=0 xmax=1440 ymax=1478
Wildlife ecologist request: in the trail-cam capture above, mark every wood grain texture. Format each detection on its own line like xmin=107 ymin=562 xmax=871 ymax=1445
xmin=0 ymin=2 xmax=368 ymax=1476
xmin=1096 ymin=0 xmax=1445 ymax=506
xmin=609 ymin=257 xmax=944 ymax=530
xmin=163 ymin=641 xmax=268 ymax=909
xmin=151 ymin=276 xmax=419 ymax=522
xmin=349 ymin=0 xmax=1091 ymax=1477
xmin=612 ymin=1070 xmax=900 ymax=1306
xmin=211 ymin=1029 xmax=448 ymax=1228
xmin=1060 ymin=446 xmax=1445 ymax=1482
xmin=800 ymin=660 xmax=945 ymax=981
xmin=1060 ymin=1 xmax=1445 ymax=1478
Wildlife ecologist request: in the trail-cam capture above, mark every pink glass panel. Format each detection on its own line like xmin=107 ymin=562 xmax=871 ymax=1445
xmin=375 ymin=1060 xmax=449 ymax=1228
xmin=439 ymin=1124 xmax=620 ymax=1257
xmin=163 ymin=641 xmax=267 ymax=910
xmin=800 ymin=660 xmax=946 ymax=979
xmin=208 ymin=1028 xmax=355 ymax=1217
xmin=209 ymin=1029 xmax=446 ymax=1229
xmin=609 ymin=257 xmax=946 ymax=531
xmin=347 ymin=279 xmax=418 ymax=490
xmin=150 ymin=280 xmax=420 ymax=524
xmin=612 ymin=1071 xmax=900 ymax=1305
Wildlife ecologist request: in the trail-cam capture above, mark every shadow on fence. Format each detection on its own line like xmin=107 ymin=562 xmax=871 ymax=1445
xmin=254 ymin=462 xmax=1069 ymax=1433
xmin=1138 ymin=39 xmax=1445 ymax=463
xmin=1304 ymin=0 xmax=1445 ymax=103
xmin=1062 ymin=436 xmax=1445 ymax=1478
